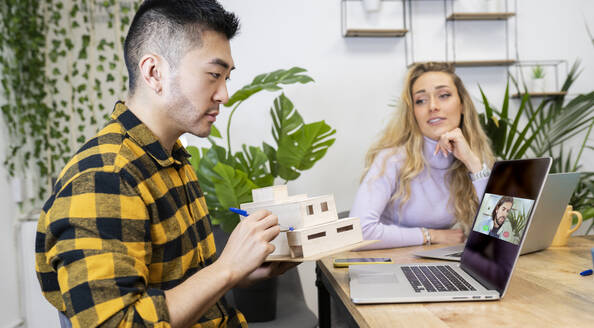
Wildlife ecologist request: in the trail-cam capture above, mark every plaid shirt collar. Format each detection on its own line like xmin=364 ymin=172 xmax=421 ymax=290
xmin=111 ymin=101 xmax=190 ymax=167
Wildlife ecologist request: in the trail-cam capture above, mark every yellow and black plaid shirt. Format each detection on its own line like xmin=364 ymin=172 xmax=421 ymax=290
xmin=36 ymin=102 xmax=247 ymax=327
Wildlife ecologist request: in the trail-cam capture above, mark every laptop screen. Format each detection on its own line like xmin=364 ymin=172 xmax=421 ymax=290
xmin=460 ymin=158 xmax=551 ymax=295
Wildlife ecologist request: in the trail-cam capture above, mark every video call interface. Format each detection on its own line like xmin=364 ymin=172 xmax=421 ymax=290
xmin=472 ymin=193 xmax=535 ymax=246
xmin=461 ymin=159 xmax=550 ymax=294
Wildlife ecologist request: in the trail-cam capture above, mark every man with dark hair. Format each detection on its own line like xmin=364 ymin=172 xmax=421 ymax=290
xmin=36 ymin=1 xmax=292 ymax=327
xmin=489 ymin=196 xmax=513 ymax=238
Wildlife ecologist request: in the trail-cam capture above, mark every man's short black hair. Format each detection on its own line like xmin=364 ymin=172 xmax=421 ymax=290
xmin=492 ymin=196 xmax=513 ymax=221
xmin=124 ymin=0 xmax=239 ymax=94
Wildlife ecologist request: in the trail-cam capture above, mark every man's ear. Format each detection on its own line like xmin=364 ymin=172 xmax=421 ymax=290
xmin=138 ymin=54 xmax=166 ymax=95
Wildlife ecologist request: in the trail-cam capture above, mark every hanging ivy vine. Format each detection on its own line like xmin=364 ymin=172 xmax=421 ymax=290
xmin=0 ymin=0 xmax=140 ymax=204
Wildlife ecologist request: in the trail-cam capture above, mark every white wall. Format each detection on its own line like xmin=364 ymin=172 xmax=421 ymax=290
xmin=1 ymin=0 xmax=593 ymax=326
xmin=208 ymin=0 xmax=594 ymax=316
xmin=205 ymin=0 xmax=594 ymax=213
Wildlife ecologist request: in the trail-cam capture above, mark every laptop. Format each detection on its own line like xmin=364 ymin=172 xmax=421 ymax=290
xmin=413 ymin=172 xmax=581 ymax=261
xmin=349 ymin=158 xmax=552 ymax=303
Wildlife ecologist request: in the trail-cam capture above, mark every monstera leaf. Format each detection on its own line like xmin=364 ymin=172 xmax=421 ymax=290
xmin=269 ymin=93 xmax=336 ymax=181
xmin=211 ymin=162 xmax=257 ymax=232
xmin=234 ymin=145 xmax=274 ymax=187
xmin=277 ymin=121 xmax=336 ymax=180
xmin=185 ymin=144 xmax=241 ymax=227
xmin=186 ymin=145 xmax=201 ymax=173
xmin=192 ymin=146 xmax=226 ymax=226
xmin=271 ymin=93 xmax=304 ymax=142
xmin=226 ymin=67 xmax=314 ymax=107
xmin=186 ymin=67 xmax=335 ymax=233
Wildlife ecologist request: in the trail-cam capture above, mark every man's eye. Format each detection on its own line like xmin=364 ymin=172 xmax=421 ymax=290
xmin=209 ymin=72 xmax=221 ymax=79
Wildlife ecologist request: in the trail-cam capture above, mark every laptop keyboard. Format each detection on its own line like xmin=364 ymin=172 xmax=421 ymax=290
xmin=401 ymin=265 xmax=476 ymax=293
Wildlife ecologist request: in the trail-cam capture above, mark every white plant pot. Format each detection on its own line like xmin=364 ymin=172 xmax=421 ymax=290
xmin=530 ymin=78 xmax=546 ymax=93
xmin=362 ymin=0 xmax=382 ymax=12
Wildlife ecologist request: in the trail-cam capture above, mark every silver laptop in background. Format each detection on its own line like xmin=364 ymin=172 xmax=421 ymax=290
xmin=413 ymin=172 xmax=581 ymax=261
xmin=349 ymin=158 xmax=552 ymax=304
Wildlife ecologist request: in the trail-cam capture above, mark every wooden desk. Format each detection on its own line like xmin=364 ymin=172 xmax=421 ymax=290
xmin=315 ymin=236 xmax=594 ymax=327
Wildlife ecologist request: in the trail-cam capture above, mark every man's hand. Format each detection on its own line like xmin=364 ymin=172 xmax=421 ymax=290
xmin=165 ymin=210 xmax=280 ymax=328
xmin=215 ymin=210 xmax=280 ymax=285
xmin=216 ymin=210 xmax=280 ymax=286
xmin=236 ymin=262 xmax=300 ymax=288
xmin=434 ymin=127 xmax=482 ymax=173
xmin=428 ymin=228 xmax=465 ymax=244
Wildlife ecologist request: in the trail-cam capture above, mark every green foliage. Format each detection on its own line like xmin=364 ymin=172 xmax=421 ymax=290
xmin=479 ymin=61 xmax=594 ymax=234
xmin=478 ymin=82 xmax=546 ymax=160
xmin=532 ymin=65 xmax=545 ymax=79
xmin=0 ymin=0 xmax=141 ymax=204
xmin=0 ymin=0 xmax=51 ymax=197
xmin=508 ymin=207 xmax=528 ymax=241
xmin=187 ymin=67 xmax=336 ymax=233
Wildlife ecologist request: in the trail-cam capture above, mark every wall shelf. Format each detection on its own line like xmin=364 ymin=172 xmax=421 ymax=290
xmin=404 ymin=0 xmax=518 ymax=67
xmin=511 ymin=92 xmax=568 ymax=99
xmin=450 ymin=59 xmax=516 ymax=67
xmin=409 ymin=59 xmax=516 ymax=67
xmin=510 ymin=60 xmax=569 ymax=97
xmin=344 ymin=28 xmax=408 ymax=37
xmin=446 ymin=12 xmax=515 ymax=21
xmin=341 ymin=0 xmax=407 ymax=38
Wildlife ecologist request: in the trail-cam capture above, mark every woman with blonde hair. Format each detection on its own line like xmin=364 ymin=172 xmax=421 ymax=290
xmin=351 ymin=62 xmax=494 ymax=249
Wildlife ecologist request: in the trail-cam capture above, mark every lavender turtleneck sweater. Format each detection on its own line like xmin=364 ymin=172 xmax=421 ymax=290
xmin=351 ymin=137 xmax=488 ymax=249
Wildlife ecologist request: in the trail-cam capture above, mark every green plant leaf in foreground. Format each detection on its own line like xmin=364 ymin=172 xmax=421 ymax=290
xmin=225 ymin=67 xmax=314 ymax=107
xmin=271 ymin=93 xmax=304 ymax=143
xmin=211 ymin=162 xmax=257 ymax=232
xmin=277 ymin=121 xmax=336 ymax=180
xmin=234 ymin=145 xmax=274 ymax=187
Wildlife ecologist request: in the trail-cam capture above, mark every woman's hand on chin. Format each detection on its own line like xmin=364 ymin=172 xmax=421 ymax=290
xmin=434 ymin=128 xmax=482 ymax=173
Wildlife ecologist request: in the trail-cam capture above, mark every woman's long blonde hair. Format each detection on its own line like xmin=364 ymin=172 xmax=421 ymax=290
xmin=362 ymin=62 xmax=494 ymax=232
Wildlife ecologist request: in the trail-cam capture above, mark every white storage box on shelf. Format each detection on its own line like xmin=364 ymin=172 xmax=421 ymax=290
xmin=239 ymin=185 xmax=371 ymax=260
xmin=286 ymin=217 xmax=363 ymax=258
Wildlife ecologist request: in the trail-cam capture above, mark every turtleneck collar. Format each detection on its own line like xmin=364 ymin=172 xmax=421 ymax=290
xmin=423 ymin=136 xmax=454 ymax=170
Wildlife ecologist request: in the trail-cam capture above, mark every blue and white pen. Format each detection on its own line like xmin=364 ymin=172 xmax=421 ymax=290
xmin=229 ymin=207 xmax=294 ymax=232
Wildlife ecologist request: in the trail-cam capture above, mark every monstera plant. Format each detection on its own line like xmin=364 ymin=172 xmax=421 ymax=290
xmin=187 ymin=67 xmax=336 ymax=232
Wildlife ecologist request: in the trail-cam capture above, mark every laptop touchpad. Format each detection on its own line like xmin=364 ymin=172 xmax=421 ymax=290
xmin=357 ymin=273 xmax=398 ymax=284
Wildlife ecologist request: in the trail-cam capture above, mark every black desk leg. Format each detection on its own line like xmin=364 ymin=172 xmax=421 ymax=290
xmin=316 ymin=263 xmax=331 ymax=328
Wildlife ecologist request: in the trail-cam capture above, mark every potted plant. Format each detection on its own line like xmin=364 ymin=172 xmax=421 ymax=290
xmin=186 ymin=67 xmax=336 ymax=322
xmin=508 ymin=207 xmax=528 ymax=243
xmin=530 ymin=65 xmax=546 ymax=93
xmin=479 ymin=61 xmax=594 ymax=236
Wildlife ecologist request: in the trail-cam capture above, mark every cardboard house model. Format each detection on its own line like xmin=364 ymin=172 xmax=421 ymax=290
xmin=240 ymin=185 xmax=363 ymax=259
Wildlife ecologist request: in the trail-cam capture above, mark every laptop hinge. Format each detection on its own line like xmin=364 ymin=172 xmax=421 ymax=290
xmin=460 ymin=263 xmax=501 ymax=295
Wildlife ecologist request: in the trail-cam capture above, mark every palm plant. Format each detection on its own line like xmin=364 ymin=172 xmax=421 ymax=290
xmin=479 ymin=60 xmax=594 ymax=234
xmin=508 ymin=207 xmax=529 ymax=241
